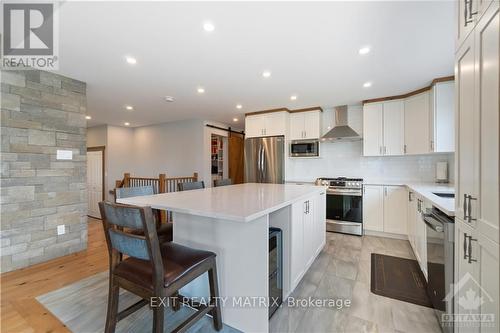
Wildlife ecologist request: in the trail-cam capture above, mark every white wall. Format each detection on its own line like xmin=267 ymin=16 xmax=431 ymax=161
xmin=286 ymin=140 xmax=454 ymax=183
xmin=87 ymin=125 xmax=107 ymax=147
xmin=106 ymin=126 xmax=135 ymax=200
xmin=133 ymin=119 xmax=205 ymax=178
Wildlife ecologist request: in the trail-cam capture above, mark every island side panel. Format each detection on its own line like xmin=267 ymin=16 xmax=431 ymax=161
xmin=173 ymin=212 xmax=269 ymax=333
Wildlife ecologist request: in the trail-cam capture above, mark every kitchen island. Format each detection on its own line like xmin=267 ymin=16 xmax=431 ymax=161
xmin=117 ymin=183 xmax=327 ymax=332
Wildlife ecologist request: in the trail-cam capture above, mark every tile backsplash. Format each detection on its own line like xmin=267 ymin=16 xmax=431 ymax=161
xmin=286 ymin=140 xmax=454 ymax=183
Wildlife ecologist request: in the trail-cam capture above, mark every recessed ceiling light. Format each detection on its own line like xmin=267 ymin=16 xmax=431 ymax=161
xmin=164 ymin=96 xmax=175 ymax=102
xmin=327 ymin=126 xmax=331 ymax=130
xmin=124 ymin=122 xmax=130 ymax=126
xmin=126 ymin=57 xmax=137 ymax=65
xmin=125 ymin=105 xmax=133 ymax=110
xmin=358 ymin=47 xmax=371 ymax=55
xmin=290 ymin=95 xmax=297 ymax=101
xmin=262 ymin=71 xmax=271 ymax=78
xmin=236 ymin=104 xmax=242 ymax=109
xmin=197 ymin=87 xmax=205 ymax=94
xmin=203 ymin=22 xmax=215 ymax=32
xmin=85 ymin=115 xmax=92 ymax=120
xmin=233 ymin=118 xmax=239 ymax=122
xmin=363 ymin=82 xmax=372 ymax=88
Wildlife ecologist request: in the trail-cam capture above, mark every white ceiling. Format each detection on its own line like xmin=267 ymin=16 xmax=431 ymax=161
xmin=56 ymin=1 xmax=455 ymax=128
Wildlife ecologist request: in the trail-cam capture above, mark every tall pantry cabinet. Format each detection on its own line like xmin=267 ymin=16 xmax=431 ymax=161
xmin=454 ymin=1 xmax=499 ymax=332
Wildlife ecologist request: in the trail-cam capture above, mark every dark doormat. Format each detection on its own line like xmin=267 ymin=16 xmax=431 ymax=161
xmin=371 ymin=253 xmax=433 ymax=308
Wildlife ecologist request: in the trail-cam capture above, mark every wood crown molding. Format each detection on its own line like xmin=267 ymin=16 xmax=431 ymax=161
xmin=245 ymin=106 xmax=323 ymax=117
xmin=362 ymin=75 xmax=455 ymax=105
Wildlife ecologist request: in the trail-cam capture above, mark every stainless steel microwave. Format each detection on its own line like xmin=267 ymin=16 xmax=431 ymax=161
xmin=290 ymin=140 xmax=320 ymax=157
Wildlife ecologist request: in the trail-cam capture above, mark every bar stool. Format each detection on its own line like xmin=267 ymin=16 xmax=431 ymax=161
xmin=99 ymin=202 xmax=222 ymax=333
xmin=213 ymin=179 xmax=232 ymax=187
xmin=177 ymin=181 xmax=205 ymax=191
xmin=115 ymin=186 xmax=172 ymax=243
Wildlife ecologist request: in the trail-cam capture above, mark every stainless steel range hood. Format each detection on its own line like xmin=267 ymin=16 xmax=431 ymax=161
xmin=322 ymin=105 xmax=361 ymax=141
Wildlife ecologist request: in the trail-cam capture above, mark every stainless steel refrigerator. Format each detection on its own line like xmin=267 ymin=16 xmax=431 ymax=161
xmin=244 ymin=136 xmax=285 ymax=183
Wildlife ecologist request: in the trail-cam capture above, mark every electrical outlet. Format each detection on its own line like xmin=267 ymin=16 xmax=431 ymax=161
xmin=57 ymin=224 xmax=65 ymax=235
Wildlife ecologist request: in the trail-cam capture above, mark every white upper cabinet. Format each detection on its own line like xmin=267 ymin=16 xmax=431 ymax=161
xmin=289 ymin=110 xmax=321 ymax=140
xmin=382 ymin=100 xmax=405 ymax=156
xmin=383 ymin=186 xmax=408 ymax=235
xmin=430 ymin=81 xmax=455 ymax=153
xmin=404 ymin=91 xmax=431 ymax=155
xmin=363 ymin=100 xmax=404 ymax=156
xmin=245 ymin=111 xmax=288 ymax=138
xmin=363 ymin=103 xmax=384 ymax=156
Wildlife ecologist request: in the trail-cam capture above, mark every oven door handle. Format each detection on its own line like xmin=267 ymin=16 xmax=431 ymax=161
xmin=326 ymin=220 xmax=361 ymax=226
xmin=326 ymin=190 xmax=362 ymax=196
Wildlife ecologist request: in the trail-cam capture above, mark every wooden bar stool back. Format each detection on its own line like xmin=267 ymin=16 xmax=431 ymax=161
xmin=99 ymin=202 xmax=222 ymax=333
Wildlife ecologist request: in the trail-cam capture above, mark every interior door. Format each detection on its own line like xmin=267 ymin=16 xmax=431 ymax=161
xmin=228 ymin=133 xmax=244 ymax=184
xmin=455 ymin=32 xmax=476 ymax=224
xmin=87 ymin=150 xmax=103 ymax=218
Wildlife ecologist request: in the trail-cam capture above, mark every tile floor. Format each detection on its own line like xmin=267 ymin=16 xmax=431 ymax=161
xmin=270 ymin=232 xmax=443 ymax=333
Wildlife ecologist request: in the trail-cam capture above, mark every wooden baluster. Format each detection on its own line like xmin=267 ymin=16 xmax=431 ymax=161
xmin=193 ymin=172 xmax=198 ymax=182
xmin=124 ymin=173 xmax=130 ymax=187
xmin=158 ymin=174 xmax=166 ymax=223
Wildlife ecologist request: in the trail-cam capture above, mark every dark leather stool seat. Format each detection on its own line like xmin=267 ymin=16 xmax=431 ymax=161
xmin=115 ymin=243 xmax=215 ymax=290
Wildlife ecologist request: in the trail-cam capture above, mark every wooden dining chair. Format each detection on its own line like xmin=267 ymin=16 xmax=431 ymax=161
xmin=177 ymin=181 xmax=205 ymax=191
xmin=99 ymin=202 xmax=222 ymax=333
xmin=115 ymin=186 xmax=172 ymax=243
xmin=213 ymin=179 xmax=232 ymax=187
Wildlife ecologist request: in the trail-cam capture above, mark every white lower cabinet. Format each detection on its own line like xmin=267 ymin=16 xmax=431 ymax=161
xmin=290 ymin=191 xmax=326 ymax=290
xmin=363 ymin=185 xmax=384 ymax=232
xmin=363 ymin=185 xmax=407 ymax=235
xmin=455 ymin=218 xmax=499 ymax=333
xmin=414 ymin=196 xmax=428 ymax=279
xmin=407 ymin=191 xmax=417 ymax=253
xmin=383 ymin=186 xmax=408 ymax=234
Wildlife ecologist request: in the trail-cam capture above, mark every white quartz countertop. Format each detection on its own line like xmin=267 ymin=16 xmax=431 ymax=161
xmin=117 ymin=183 xmax=326 ymax=223
xmin=364 ymin=180 xmax=455 ymax=216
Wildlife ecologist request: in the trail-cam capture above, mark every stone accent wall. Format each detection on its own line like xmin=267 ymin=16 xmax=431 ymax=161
xmin=1 ymin=70 xmax=87 ymax=273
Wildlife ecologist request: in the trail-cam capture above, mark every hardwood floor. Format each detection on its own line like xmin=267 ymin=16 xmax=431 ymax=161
xmin=0 ymin=217 xmax=108 ymax=333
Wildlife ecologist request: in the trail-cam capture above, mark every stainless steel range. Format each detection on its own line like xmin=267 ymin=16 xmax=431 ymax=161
xmin=315 ymin=177 xmax=363 ymax=236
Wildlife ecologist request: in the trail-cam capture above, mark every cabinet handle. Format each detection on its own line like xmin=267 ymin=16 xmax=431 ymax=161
xmin=408 ymin=191 xmax=412 ymax=202
xmin=463 ymin=194 xmax=468 ymax=220
xmin=463 ymin=232 xmax=469 ymax=260
xmin=468 ymin=196 xmax=477 ymax=223
xmin=464 ymin=0 xmax=478 ymax=26
xmin=404 ymin=144 xmax=407 ymax=154
xmin=384 ymin=187 xmax=387 ymax=196
xmin=430 ymin=140 xmax=434 ymax=151
xmin=383 ymin=146 xmax=387 ymax=155
xmin=379 ymin=146 xmax=382 ymax=155
xmin=467 ymin=235 xmax=477 ymax=263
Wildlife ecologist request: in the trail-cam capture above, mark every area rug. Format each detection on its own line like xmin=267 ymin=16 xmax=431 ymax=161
xmin=36 ymin=271 xmax=240 ymax=333
xmin=370 ymin=253 xmax=433 ymax=308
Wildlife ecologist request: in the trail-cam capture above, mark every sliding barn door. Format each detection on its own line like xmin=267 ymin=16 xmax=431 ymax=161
xmin=228 ymin=133 xmax=244 ymax=184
